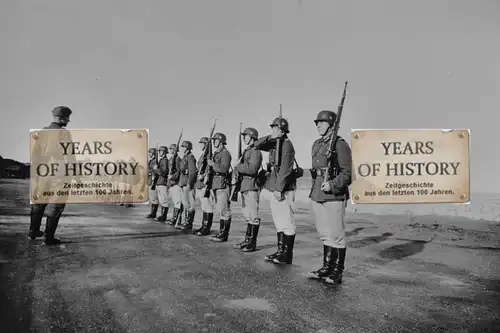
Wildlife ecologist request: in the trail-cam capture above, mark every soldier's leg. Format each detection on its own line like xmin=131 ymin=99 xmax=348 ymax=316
xmin=44 ymin=203 xmax=66 ymax=245
xmin=168 ymin=185 xmax=183 ymax=225
xmin=181 ymin=188 xmax=196 ymax=230
xmin=308 ymin=201 xmax=336 ymax=279
xmin=242 ymin=190 xmax=261 ymax=252
xmin=233 ymin=191 xmax=251 ymax=249
xmin=173 ymin=185 xmax=185 ymax=227
xmin=195 ymin=188 xmax=215 ymax=236
xmin=209 ymin=189 xmax=232 ymax=242
xmin=272 ymin=190 xmax=296 ymax=265
xmin=146 ymin=188 xmax=159 ymax=218
xmin=264 ymin=192 xmax=285 ymax=261
xmin=29 ymin=204 xmax=47 ymax=239
xmin=322 ymin=201 xmax=347 ymax=286
xmin=193 ymin=188 xmax=206 ymax=234
xmin=155 ymin=185 xmax=169 ymax=222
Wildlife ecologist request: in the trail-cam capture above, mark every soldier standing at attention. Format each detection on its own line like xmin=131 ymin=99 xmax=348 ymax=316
xmin=29 ymin=106 xmax=75 ymax=245
xmin=153 ymin=146 xmax=170 ymax=222
xmin=232 ymin=127 xmax=263 ymax=252
xmin=177 ymin=141 xmax=198 ymax=230
xmin=146 ymin=148 xmax=159 ymax=218
xmin=254 ymin=117 xmax=297 ymax=264
xmin=208 ymin=133 xmax=233 ymax=242
xmin=307 ymin=110 xmax=352 ymax=286
xmin=167 ymin=144 xmax=183 ymax=226
xmin=193 ymin=137 xmax=216 ymax=236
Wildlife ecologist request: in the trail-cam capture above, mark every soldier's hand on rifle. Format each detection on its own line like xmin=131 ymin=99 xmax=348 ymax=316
xmin=273 ymin=191 xmax=284 ymax=201
xmin=320 ymin=181 xmax=331 ymax=192
xmin=152 ymin=164 xmax=158 ymax=171
xmin=207 ymin=160 xmax=215 ymax=167
xmin=168 ymin=175 xmax=173 ymax=180
xmin=197 ymin=174 xmax=204 ymax=181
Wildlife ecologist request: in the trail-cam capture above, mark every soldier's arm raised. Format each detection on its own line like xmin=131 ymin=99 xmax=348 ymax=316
xmin=253 ymin=135 xmax=274 ymax=152
xmin=212 ymin=150 xmax=231 ymax=173
xmin=236 ymin=149 xmax=262 ymax=176
xmin=275 ymin=141 xmax=294 ymax=192
xmin=329 ymin=139 xmax=352 ymax=191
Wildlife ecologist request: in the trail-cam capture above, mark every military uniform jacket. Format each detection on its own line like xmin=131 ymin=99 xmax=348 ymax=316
xmin=32 ymin=122 xmax=76 ymax=201
xmin=234 ymin=145 xmax=262 ymax=192
xmin=254 ymin=135 xmax=295 ymax=193
xmin=178 ymin=152 xmax=197 ymax=188
xmin=154 ymin=157 xmax=169 ymax=186
xmin=211 ymin=147 xmax=232 ymax=190
xmin=195 ymin=152 xmax=207 ymax=189
xmin=147 ymin=158 xmax=156 ymax=186
xmin=167 ymin=155 xmax=182 ymax=186
xmin=309 ymin=135 xmax=352 ymax=203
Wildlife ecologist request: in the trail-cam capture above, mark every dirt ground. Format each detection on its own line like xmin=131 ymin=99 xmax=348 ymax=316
xmin=1 ymin=179 xmax=499 ymax=332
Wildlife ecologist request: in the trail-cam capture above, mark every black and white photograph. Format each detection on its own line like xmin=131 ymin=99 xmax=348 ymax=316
xmin=0 ymin=0 xmax=499 ymax=332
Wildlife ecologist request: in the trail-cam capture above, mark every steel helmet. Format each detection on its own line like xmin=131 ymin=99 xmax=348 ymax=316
xmin=270 ymin=117 xmax=289 ymax=133
xmin=314 ymin=110 xmax=336 ymax=126
xmin=241 ymin=127 xmax=258 ymax=140
xmin=181 ymin=141 xmax=193 ymax=150
xmin=158 ymin=146 xmax=168 ymax=152
xmin=212 ymin=132 xmax=227 ymax=144
xmin=199 ymin=136 xmax=209 ymax=144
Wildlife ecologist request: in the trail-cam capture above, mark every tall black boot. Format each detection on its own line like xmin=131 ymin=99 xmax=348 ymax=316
xmin=44 ymin=217 xmax=61 ymax=245
xmin=28 ymin=206 xmax=45 ymax=240
xmin=196 ymin=213 xmax=213 ymax=236
xmin=233 ymin=223 xmax=251 ymax=249
xmin=325 ymin=248 xmax=346 ymax=286
xmin=307 ymin=245 xmax=337 ymax=280
xmin=209 ymin=219 xmax=224 ymax=241
xmin=242 ymin=224 xmax=260 ymax=252
xmin=175 ymin=206 xmax=184 ymax=228
xmin=168 ymin=208 xmax=179 ymax=225
xmin=146 ymin=204 xmax=158 ymax=219
xmin=155 ymin=206 xmax=169 ymax=222
xmin=264 ymin=232 xmax=284 ymax=261
xmin=181 ymin=210 xmax=194 ymax=230
xmin=193 ymin=212 xmax=207 ymax=234
xmin=273 ymin=234 xmax=295 ymax=265
xmin=210 ymin=218 xmax=231 ymax=242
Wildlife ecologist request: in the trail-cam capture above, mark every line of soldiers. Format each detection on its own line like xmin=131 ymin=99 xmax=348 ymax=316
xmin=28 ymin=106 xmax=352 ymax=286
xmin=146 ymin=110 xmax=352 ymax=285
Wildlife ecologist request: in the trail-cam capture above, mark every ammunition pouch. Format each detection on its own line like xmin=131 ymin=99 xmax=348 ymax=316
xmin=292 ymin=158 xmax=303 ymax=179
xmin=257 ymin=169 xmax=268 ymax=188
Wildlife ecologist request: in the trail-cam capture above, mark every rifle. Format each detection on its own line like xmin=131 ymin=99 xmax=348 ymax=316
xmin=203 ymin=118 xmax=218 ymax=198
xmin=323 ymin=81 xmax=348 ymax=184
xmin=169 ymin=130 xmax=183 ymax=181
xmin=151 ymin=140 xmax=160 ymax=190
xmin=275 ymin=104 xmax=283 ymax=167
xmin=229 ymin=122 xmax=243 ymax=202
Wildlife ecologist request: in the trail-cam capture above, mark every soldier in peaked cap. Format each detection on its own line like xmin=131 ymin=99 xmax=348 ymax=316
xmin=167 ymin=144 xmax=183 ymax=226
xmin=146 ymin=147 xmax=160 ymax=218
xmin=194 ymin=137 xmax=216 ymax=236
xmin=253 ymin=117 xmax=298 ymax=264
xmin=307 ymin=110 xmax=352 ymax=286
xmin=232 ymin=127 xmax=263 ymax=252
xmin=153 ymin=146 xmax=170 ymax=221
xmin=207 ymin=132 xmax=233 ymax=242
xmin=177 ymin=141 xmax=198 ymax=230
xmin=29 ymin=106 xmax=75 ymax=245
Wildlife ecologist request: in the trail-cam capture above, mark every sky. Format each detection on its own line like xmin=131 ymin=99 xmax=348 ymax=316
xmin=0 ymin=0 xmax=499 ymax=193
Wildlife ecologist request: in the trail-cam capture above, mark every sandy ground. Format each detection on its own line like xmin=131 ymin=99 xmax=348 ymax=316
xmin=1 ymin=179 xmax=499 ymax=332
